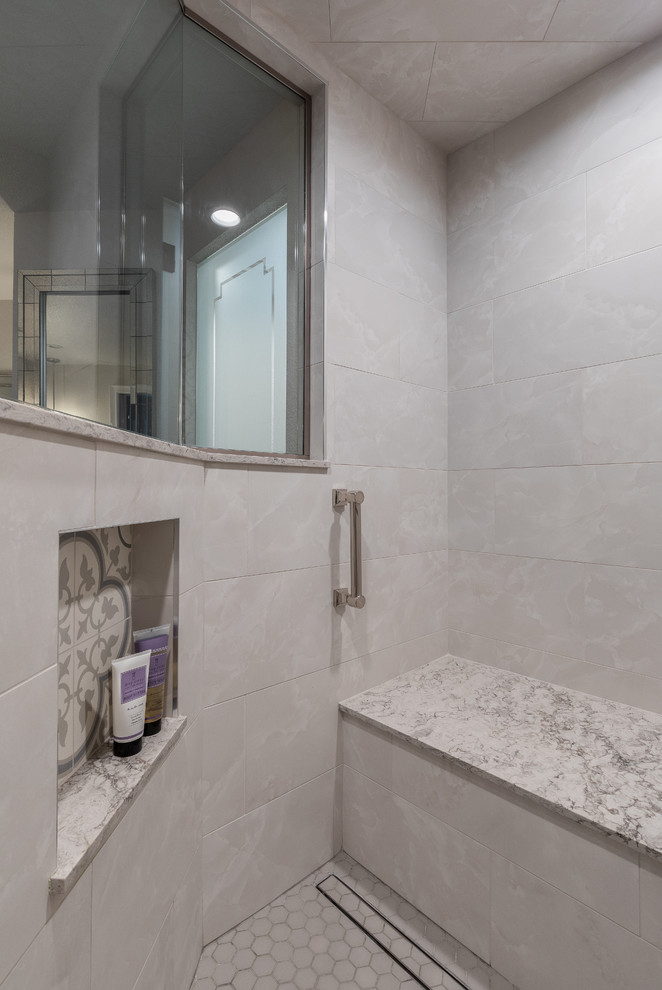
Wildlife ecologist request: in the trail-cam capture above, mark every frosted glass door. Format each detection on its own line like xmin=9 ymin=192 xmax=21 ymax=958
xmin=196 ymin=206 xmax=287 ymax=452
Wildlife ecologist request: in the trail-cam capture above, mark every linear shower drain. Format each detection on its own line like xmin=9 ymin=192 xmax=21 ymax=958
xmin=316 ymin=873 xmax=471 ymax=990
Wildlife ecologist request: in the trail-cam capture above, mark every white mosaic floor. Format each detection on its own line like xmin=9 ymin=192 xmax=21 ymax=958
xmin=190 ymin=853 xmax=517 ymax=990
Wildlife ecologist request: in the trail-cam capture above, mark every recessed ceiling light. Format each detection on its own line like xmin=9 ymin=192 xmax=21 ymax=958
xmin=210 ymin=208 xmax=240 ymax=227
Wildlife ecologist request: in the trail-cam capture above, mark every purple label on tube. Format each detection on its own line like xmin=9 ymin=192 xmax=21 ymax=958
xmin=147 ymin=649 xmax=167 ymax=688
xmin=120 ymin=666 xmax=147 ymax=704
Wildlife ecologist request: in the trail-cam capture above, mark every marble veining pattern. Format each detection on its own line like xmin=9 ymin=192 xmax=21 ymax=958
xmin=340 ymin=655 xmax=662 ymax=860
xmin=51 ymin=715 xmax=186 ymax=896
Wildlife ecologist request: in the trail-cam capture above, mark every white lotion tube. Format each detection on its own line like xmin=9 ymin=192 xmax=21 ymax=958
xmin=111 ymin=650 xmax=151 ymax=757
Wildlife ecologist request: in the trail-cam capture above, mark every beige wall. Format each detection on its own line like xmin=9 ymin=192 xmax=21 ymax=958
xmin=447 ymin=36 xmax=662 ymax=714
xmin=0 ymin=3 xmax=447 ymax=989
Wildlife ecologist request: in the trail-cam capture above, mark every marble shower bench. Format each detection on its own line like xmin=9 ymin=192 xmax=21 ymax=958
xmin=339 ymin=656 xmax=662 ymax=990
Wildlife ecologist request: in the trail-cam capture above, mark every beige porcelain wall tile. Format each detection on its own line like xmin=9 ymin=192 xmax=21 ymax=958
xmin=258 ymin=0 xmax=331 ymax=41
xmin=131 ymin=913 xmax=173 ymax=990
xmin=202 ymin=465 xmax=248 ymax=581
xmin=203 ymin=566 xmax=333 ymax=705
xmin=449 ymin=470 xmax=496 ymax=552
xmin=492 ymin=246 xmax=662 ymax=382
xmin=491 ymin=856 xmax=662 ymax=990
xmin=546 ymin=0 xmax=662 ymax=42
xmin=0 ymin=428 xmax=95 ymax=697
xmin=202 ymin=699 xmax=245 ymax=834
xmin=0 ymin=668 xmax=57 ymax=985
xmin=329 ymin=0 xmax=559 ymax=42
xmin=425 ymin=42 xmax=635 ymax=125
xmin=410 ymin=120 xmax=498 ymax=155
xmin=448 ymin=177 xmax=586 ymax=312
xmin=177 ymin=584 xmax=204 ymax=725
xmin=641 ymin=856 xmax=662 ymax=951
xmin=0 ymin=869 xmax=92 ymax=990
xmin=321 ymin=42 xmax=435 ymax=120
xmin=583 ymin=354 xmax=662 ymax=463
xmin=583 ymin=564 xmax=662 ymax=678
xmin=342 ymin=717 xmax=393 ymax=790
xmin=328 ymin=70 xmax=446 ymax=229
xmin=397 ymin=468 xmax=447 ymax=555
xmin=343 ymin=767 xmax=491 ymax=961
xmin=490 ymin=38 xmax=662 ymax=210
xmin=448 ymin=302 xmax=494 ymax=390
xmin=398 ymin=299 xmax=446 ymax=392
xmin=202 ymin=769 xmax=338 ymax=942
xmin=391 ymin=742 xmax=639 ymax=932
xmin=449 ymin=550 xmax=585 ymax=657
xmin=334 ymin=168 xmax=446 ymax=308
xmin=333 ymin=366 xmax=446 ymax=469
xmin=587 ymin=135 xmax=662 ymax=267
xmin=246 ymin=469 xmax=333 ymax=575
xmin=447 ymin=133 xmax=496 ymax=235
xmin=495 ymin=464 xmax=662 ymax=569
xmin=131 ymin=521 xmax=174 ymax=598
xmin=449 ymin=629 xmax=662 ymax=715
xmin=91 ymin=722 xmax=201 ymax=990
xmin=448 ymin=372 xmax=582 ymax=470
xmin=95 ymin=448 xmax=204 ymax=594
xmin=245 ymin=665 xmax=342 ymax=810
xmin=170 ymin=842 xmax=203 ymax=990
xmin=327 ymin=262 xmax=401 ymax=379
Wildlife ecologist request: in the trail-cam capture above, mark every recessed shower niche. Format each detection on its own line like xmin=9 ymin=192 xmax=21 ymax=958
xmin=57 ymin=519 xmax=179 ymax=784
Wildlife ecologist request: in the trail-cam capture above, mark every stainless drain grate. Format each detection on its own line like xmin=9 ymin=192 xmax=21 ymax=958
xmin=316 ymin=873 xmax=471 ymax=990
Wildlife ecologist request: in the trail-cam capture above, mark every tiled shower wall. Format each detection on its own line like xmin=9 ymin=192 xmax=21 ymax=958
xmin=0 ymin=3 xmax=446 ymax=989
xmin=447 ymin=35 xmax=662 ymax=714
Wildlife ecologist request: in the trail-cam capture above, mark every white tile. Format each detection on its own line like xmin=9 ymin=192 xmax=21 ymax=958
xmin=448 ymin=302 xmax=493 ymax=390
xmin=131 ymin=912 xmax=173 ymax=990
xmin=587 ymin=136 xmax=662 ymax=267
xmin=583 ymin=354 xmax=662 ymax=463
xmin=491 ymin=856 xmax=662 ymax=990
xmin=397 ymin=468 xmax=447 ymax=555
xmin=447 ymin=133 xmax=496 ymax=235
xmin=202 ymin=699 xmax=245 ymax=834
xmin=203 ymin=567 xmax=333 ymax=705
xmin=449 ymin=470 xmax=495 ymax=552
xmin=202 ymin=466 xmax=248 ymax=580
xmin=202 ymin=769 xmax=338 ymax=942
xmin=169 ymin=842 xmax=203 ymax=990
xmin=584 ymin=564 xmax=662 ymax=678
xmin=494 ymin=464 xmax=662 ymax=569
xmin=641 ymin=856 xmax=662 ymax=951
xmin=492 ymin=38 xmax=662 ymax=209
xmin=391 ymin=743 xmax=639 ymax=932
xmin=409 ymin=120 xmax=499 ymax=155
xmin=320 ymin=42 xmax=435 ymax=120
xmin=0 ymin=668 xmax=57 ymax=984
xmin=449 ymin=550 xmax=585 ymax=657
xmin=329 ymin=0 xmax=559 ymax=42
xmin=246 ymin=469 xmax=332 ymax=574
xmin=493 ymin=246 xmax=662 ymax=381
xmin=333 ymin=366 xmax=445 ymax=469
xmin=449 ymin=177 xmax=586 ymax=311
xmin=545 ymin=0 xmax=662 ymax=42
xmin=398 ymin=300 xmax=446 ymax=392
xmin=259 ymin=0 xmax=331 ymax=41
xmin=425 ymin=42 xmax=635 ymax=124
xmin=326 ymin=264 xmax=402 ymax=380
xmin=342 ymin=716 xmax=393 ymax=789
xmin=448 ymin=372 xmax=583 ymax=470
xmin=0 ymin=427 xmax=95 ymax=696
xmin=0 ymin=869 xmax=92 ymax=990
xmin=342 ymin=767 xmax=491 ymax=961
xmin=177 ymin=584 xmax=204 ymax=725
xmin=335 ymin=168 xmax=446 ymax=309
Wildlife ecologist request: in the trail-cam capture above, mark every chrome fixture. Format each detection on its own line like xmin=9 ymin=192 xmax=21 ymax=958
xmin=333 ymin=488 xmax=365 ymax=609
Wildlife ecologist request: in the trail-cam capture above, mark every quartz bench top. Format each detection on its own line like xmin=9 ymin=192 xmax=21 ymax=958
xmin=340 ymin=656 xmax=662 ymax=862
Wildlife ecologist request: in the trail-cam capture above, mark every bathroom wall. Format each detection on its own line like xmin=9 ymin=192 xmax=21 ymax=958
xmin=0 ymin=2 xmax=447 ymax=988
xmin=447 ymin=35 xmax=662 ymax=714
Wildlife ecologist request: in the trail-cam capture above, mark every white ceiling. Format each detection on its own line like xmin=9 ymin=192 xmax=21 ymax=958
xmin=258 ymin=0 xmax=662 ymax=152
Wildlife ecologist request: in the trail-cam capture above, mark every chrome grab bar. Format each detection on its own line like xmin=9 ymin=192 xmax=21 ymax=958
xmin=333 ymin=488 xmax=366 ymax=609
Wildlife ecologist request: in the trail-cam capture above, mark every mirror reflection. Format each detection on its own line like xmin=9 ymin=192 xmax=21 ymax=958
xmin=1 ymin=0 xmax=310 ymax=455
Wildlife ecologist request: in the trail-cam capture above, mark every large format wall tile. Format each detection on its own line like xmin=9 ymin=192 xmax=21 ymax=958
xmin=583 ymin=354 xmax=662 ymax=463
xmin=587 ymin=135 xmax=662 ymax=266
xmin=202 ymin=769 xmax=339 ymax=942
xmin=448 ymin=301 xmax=493 ymax=390
xmin=448 ymin=373 xmax=582 ymax=470
xmin=491 ymin=857 xmax=662 ymax=990
xmin=202 ymin=699 xmax=245 ymax=834
xmin=492 ymin=246 xmax=662 ymax=381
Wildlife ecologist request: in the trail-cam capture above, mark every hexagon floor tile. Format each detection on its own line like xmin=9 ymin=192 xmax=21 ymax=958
xmin=190 ymin=853 xmax=518 ymax=990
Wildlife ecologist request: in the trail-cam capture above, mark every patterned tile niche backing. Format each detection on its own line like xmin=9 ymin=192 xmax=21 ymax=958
xmin=58 ymin=527 xmax=132 ymax=783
